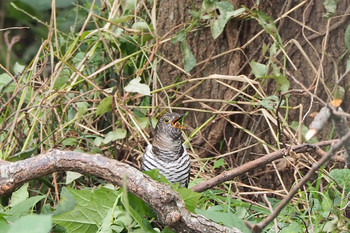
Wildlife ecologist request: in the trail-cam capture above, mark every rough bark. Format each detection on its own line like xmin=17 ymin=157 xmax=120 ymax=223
xmin=156 ymin=0 xmax=243 ymax=155
xmin=156 ymin=0 xmax=350 ymax=192
xmin=0 ymin=150 xmax=241 ymax=233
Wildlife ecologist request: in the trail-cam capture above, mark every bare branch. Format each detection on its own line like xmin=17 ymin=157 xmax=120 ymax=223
xmin=191 ymin=143 xmax=318 ymax=193
xmin=0 ymin=150 xmax=241 ymax=233
xmin=247 ymin=130 xmax=350 ymax=233
xmin=330 ymin=107 xmax=350 ymax=168
xmin=305 ymin=106 xmax=331 ymax=140
xmin=306 ymin=105 xmax=350 ymax=167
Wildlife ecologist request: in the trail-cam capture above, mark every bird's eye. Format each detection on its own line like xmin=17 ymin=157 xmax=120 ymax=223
xmin=164 ymin=118 xmax=170 ymax=124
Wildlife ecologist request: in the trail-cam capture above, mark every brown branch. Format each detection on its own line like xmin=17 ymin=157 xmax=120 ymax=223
xmin=191 ymin=139 xmax=342 ymax=193
xmin=306 ymin=104 xmax=350 ymax=167
xmin=330 ymin=107 xmax=350 ymax=168
xmin=0 ymin=150 xmax=241 ymax=233
xmin=247 ymin=130 xmax=350 ymax=233
xmin=191 ymin=143 xmax=318 ymax=193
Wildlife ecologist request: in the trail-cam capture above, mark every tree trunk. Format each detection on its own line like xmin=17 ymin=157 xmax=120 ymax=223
xmin=157 ymin=1 xmax=243 ymax=155
xmin=156 ymin=0 xmax=350 ymax=189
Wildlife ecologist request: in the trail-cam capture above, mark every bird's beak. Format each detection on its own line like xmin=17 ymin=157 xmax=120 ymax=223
xmin=172 ymin=114 xmax=186 ymax=129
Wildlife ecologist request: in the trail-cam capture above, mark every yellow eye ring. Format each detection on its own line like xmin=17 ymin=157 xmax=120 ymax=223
xmin=164 ymin=118 xmax=170 ymax=124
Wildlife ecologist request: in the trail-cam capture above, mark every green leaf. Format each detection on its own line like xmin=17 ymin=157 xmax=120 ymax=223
xmin=53 ymin=187 xmax=119 ymax=233
xmin=98 ymin=208 xmax=115 ymax=233
xmin=77 ymin=102 xmax=88 ymax=118
xmin=135 ymin=116 xmax=149 ymax=129
xmin=177 ymin=188 xmax=202 ymax=213
xmin=213 ymin=158 xmax=226 ymax=169
xmin=53 ymin=187 xmax=77 ymax=216
xmin=195 ymin=206 xmax=250 ymax=232
xmin=53 ymin=68 xmax=70 ymax=90
xmin=181 ymin=42 xmax=197 ymax=72
xmin=144 ymin=169 xmax=175 ymax=186
xmin=127 ymin=193 xmax=156 ymax=219
xmin=124 ymin=77 xmax=151 ymax=96
xmin=68 ymin=106 xmax=76 ymax=121
xmin=269 ymin=42 xmax=277 ymax=57
xmin=10 ymin=183 xmax=29 ymax=207
xmin=333 ymin=85 xmax=345 ymax=100
xmin=258 ymin=95 xmax=279 ymax=110
xmin=93 ymin=136 xmax=104 ymax=146
xmin=274 ymin=75 xmax=290 ymax=92
xmin=13 ymin=62 xmax=25 ymax=75
xmin=279 ymin=221 xmax=303 ymax=233
xmin=111 ymin=15 xmax=133 ymax=24
xmin=103 ymin=129 xmax=127 ymax=144
xmin=65 ymin=171 xmax=83 ymax=185
xmin=250 ymin=60 xmax=268 ymax=78
xmin=0 ymin=73 xmax=16 ymax=93
xmin=72 ymin=52 xmax=85 ymax=64
xmin=345 ymin=24 xmax=350 ymax=51
xmin=171 ymin=31 xmax=186 ymax=44
xmin=6 ymin=196 xmax=46 ymax=223
xmin=143 ymin=169 xmax=200 ymax=212
xmin=256 ymin=10 xmax=278 ymax=36
xmin=62 ymin=137 xmax=78 ymax=146
xmin=210 ymin=3 xmax=244 ymax=40
xmin=161 ymin=227 xmax=176 ymax=233
xmin=122 ymin=0 xmax=136 ymax=11
xmin=0 ymin=217 xmax=10 ymax=232
xmin=121 ymin=191 xmax=156 ymax=232
xmin=143 ymin=169 xmax=160 ymax=181
xmin=202 ymin=0 xmax=217 ymax=12
xmin=137 ymin=116 xmax=157 ymax=129
xmin=96 ymin=96 xmax=113 ymax=116
xmin=113 ymin=208 xmax=134 ymax=231
xmin=323 ymin=0 xmax=339 ymax=18
xmin=262 ymin=43 xmax=268 ymax=56
xmin=132 ymin=22 xmax=149 ymax=31
xmin=210 ymin=2 xmax=235 ymax=39
xmin=322 ymin=216 xmax=339 ymax=233
xmin=329 ymin=169 xmax=350 ymax=192
xmin=170 ymin=30 xmax=197 ymax=72
xmin=346 ymin=56 xmax=350 ymax=73
xmin=8 ymin=215 xmax=52 ymax=233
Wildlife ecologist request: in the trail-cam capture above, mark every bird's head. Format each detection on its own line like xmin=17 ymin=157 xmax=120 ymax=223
xmin=155 ymin=112 xmax=186 ymax=140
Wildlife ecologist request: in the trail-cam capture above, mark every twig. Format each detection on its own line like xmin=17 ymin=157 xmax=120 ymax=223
xmin=247 ymin=130 xmax=350 ymax=233
xmin=330 ymin=107 xmax=350 ymax=168
xmin=306 ymin=105 xmax=350 ymax=167
xmin=191 ymin=139 xmax=341 ymax=193
xmin=191 ymin=143 xmax=317 ymax=192
xmin=0 ymin=150 xmax=241 ymax=233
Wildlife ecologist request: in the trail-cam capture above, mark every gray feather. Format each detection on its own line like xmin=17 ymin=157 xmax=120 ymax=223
xmin=142 ymin=113 xmax=190 ymax=187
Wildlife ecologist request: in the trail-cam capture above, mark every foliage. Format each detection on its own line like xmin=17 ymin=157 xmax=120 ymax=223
xmin=1 ymin=0 xmax=350 ymax=232
xmin=52 ymin=186 xmax=158 ymax=232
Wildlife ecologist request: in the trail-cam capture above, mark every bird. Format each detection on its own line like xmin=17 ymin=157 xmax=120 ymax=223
xmin=142 ymin=112 xmax=190 ymax=187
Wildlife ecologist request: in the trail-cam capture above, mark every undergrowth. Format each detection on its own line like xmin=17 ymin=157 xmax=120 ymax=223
xmin=1 ymin=0 xmax=350 ymax=232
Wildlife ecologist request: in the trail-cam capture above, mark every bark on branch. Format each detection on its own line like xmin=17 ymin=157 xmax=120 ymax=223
xmin=0 ymin=150 xmax=241 ymax=233
xmin=191 ymin=143 xmax=319 ymax=192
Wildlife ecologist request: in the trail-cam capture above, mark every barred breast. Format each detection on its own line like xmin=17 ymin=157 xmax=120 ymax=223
xmin=142 ymin=144 xmax=190 ymax=187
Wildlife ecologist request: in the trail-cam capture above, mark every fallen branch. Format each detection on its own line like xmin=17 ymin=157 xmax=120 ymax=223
xmin=0 ymin=150 xmax=241 ymax=233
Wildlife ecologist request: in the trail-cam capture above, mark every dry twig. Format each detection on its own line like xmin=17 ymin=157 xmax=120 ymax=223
xmin=191 ymin=143 xmax=318 ymax=192
xmin=246 ymin=130 xmax=350 ymax=233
